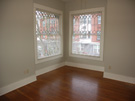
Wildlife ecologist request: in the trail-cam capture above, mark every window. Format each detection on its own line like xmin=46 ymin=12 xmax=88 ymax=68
xmin=34 ymin=4 xmax=63 ymax=64
xmin=69 ymin=8 xmax=104 ymax=61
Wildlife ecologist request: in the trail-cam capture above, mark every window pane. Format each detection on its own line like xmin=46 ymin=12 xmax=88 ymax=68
xmin=72 ymin=13 xmax=101 ymax=56
xmin=36 ymin=10 xmax=61 ymax=59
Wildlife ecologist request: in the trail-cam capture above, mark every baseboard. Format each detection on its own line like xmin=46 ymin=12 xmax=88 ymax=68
xmin=0 ymin=62 xmax=104 ymax=96
xmin=2 ymin=62 xmax=134 ymax=96
xmin=0 ymin=62 xmax=65 ymax=96
xmin=0 ymin=75 xmax=37 ymax=96
xmin=36 ymin=62 xmax=65 ymax=76
xmin=65 ymin=62 xmax=104 ymax=72
xmin=103 ymin=72 xmax=135 ymax=84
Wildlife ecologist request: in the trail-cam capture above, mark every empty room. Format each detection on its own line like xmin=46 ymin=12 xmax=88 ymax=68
xmin=0 ymin=0 xmax=135 ymax=101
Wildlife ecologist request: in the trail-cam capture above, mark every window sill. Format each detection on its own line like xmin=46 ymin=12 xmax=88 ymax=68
xmin=35 ymin=54 xmax=63 ymax=64
xmin=69 ymin=53 xmax=103 ymax=61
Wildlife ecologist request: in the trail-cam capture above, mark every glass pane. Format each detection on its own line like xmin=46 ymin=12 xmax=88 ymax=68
xmin=72 ymin=13 xmax=101 ymax=56
xmin=36 ymin=10 xmax=61 ymax=59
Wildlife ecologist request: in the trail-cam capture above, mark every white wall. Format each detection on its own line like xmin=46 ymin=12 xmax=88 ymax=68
xmin=105 ymin=0 xmax=135 ymax=77
xmin=0 ymin=0 xmax=35 ymax=87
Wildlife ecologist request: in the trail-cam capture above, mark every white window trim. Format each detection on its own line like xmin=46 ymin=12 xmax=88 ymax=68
xmin=34 ymin=3 xmax=63 ymax=64
xmin=69 ymin=7 xmax=105 ymax=61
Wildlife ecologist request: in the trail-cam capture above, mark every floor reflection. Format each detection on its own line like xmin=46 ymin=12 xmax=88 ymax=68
xmin=71 ymin=76 xmax=98 ymax=100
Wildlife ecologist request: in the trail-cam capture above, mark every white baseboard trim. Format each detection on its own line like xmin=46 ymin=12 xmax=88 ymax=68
xmin=0 ymin=75 xmax=37 ymax=96
xmin=65 ymin=62 xmax=104 ymax=72
xmin=0 ymin=62 xmax=104 ymax=96
xmin=103 ymin=72 xmax=135 ymax=84
xmin=1 ymin=62 xmax=134 ymax=96
xmin=36 ymin=62 xmax=65 ymax=76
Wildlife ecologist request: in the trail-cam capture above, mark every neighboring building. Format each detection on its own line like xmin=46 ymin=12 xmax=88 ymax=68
xmin=72 ymin=13 xmax=101 ymax=56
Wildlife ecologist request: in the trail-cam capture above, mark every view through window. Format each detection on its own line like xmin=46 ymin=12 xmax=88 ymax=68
xmin=36 ymin=10 xmax=61 ymax=59
xmin=72 ymin=13 xmax=102 ymax=57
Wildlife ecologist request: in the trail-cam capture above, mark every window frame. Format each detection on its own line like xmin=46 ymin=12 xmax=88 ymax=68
xmin=69 ymin=7 xmax=105 ymax=61
xmin=34 ymin=3 xmax=63 ymax=64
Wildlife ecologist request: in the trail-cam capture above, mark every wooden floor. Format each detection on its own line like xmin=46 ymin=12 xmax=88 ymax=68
xmin=0 ymin=66 xmax=135 ymax=101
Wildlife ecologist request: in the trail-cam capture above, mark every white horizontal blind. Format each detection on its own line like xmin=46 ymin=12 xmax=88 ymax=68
xmin=36 ymin=10 xmax=61 ymax=59
xmin=72 ymin=13 xmax=102 ymax=57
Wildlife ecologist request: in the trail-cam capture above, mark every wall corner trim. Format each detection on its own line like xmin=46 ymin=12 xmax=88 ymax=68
xmin=65 ymin=61 xmax=104 ymax=72
xmin=36 ymin=62 xmax=65 ymax=76
xmin=0 ymin=75 xmax=37 ymax=96
xmin=103 ymin=72 xmax=135 ymax=84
